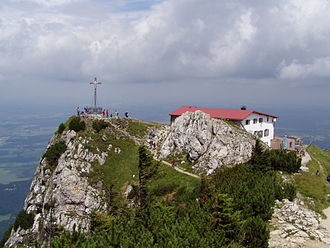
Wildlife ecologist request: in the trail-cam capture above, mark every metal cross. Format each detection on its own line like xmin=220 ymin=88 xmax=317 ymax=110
xmin=90 ymin=77 xmax=101 ymax=111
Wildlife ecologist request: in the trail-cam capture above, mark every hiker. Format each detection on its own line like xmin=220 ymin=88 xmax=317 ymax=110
xmin=77 ymin=107 xmax=80 ymax=116
xmin=327 ymin=174 xmax=330 ymax=185
xmin=316 ymin=170 xmax=320 ymax=176
xmin=106 ymin=109 xmax=109 ymax=118
xmin=125 ymin=112 xmax=129 ymax=118
xmin=115 ymin=111 xmax=119 ymax=118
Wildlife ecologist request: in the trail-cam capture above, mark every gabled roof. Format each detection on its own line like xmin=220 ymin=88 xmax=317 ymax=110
xmin=170 ymin=106 xmax=278 ymax=121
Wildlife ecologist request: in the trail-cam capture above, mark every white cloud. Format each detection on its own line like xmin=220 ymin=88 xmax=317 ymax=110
xmin=10 ymin=0 xmax=78 ymax=7
xmin=279 ymin=57 xmax=330 ymax=80
xmin=1 ymin=0 xmax=330 ymax=107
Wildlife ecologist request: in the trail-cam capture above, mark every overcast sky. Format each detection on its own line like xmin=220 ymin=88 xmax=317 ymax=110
xmin=1 ymin=0 xmax=330 ymax=113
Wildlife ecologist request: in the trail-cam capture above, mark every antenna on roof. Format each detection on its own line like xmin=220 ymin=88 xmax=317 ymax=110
xmin=241 ymin=105 xmax=247 ymax=110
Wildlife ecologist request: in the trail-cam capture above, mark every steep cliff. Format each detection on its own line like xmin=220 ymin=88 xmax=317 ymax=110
xmin=160 ymin=111 xmax=256 ymax=174
xmin=4 ymin=115 xmax=160 ymax=247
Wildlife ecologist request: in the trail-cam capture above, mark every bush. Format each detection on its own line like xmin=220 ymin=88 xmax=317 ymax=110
xmin=252 ymin=149 xmax=301 ymax=173
xmin=240 ymin=216 xmax=269 ymax=248
xmin=282 ymin=183 xmax=297 ymax=201
xmin=68 ymin=116 xmax=86 ymax=132
xmin=43 ymin=141 xmax=67 ymax=168
xmin=13 ymin=210 xmax=35 ymax=231
xmin=92 ymin=120 xmax=109 ymax=133
xmin=57 ymin=123 xmax=65 ymax=134
xmin=208 ymin=164 xmax=277 ymax=220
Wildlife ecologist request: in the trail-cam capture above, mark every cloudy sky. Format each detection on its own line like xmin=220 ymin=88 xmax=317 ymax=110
xmin=1 ymin=0 xmax=330 ymax=114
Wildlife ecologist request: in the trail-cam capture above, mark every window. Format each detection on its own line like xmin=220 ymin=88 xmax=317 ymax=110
xmin=253 ymin=118 xmax=257 ymax=124
xmin=264 ymin=129 xmax=269 ymax=137
xmin=267 ymin=117 xmax=269 ymax=122
xmin=259 ymin=118 xmax=263 ymax=123
xmin=245 ymin=120 xmax=250 ymax=125
xmin=254 ymin=131 xmax=263 ymax=138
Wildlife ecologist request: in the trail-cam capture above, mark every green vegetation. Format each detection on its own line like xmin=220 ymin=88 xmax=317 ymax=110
xmin=252 ymin=149 xmax=301 ymax=173
xmin=68 ymin=116 xmax=86 ymax=132
xmin=92 ymin=120 xmax=109 ymax=133
xmin=3 ymin=115 xmax=309 ymax=247
xmin=12 ymin=210 xmax=35 ymax=231
xmin=88 ymin=134 xmax=139 ymax=195
xmin=57 ymin=123 xmax=66 ymax=134
xmin=295 ymin=145 xmax=330 ymax=214
xmin=127 ymin=121 xmax=149 ymax=137
xmin=111 ymin=118 xmax=157 ymax=138
xmin=50 ymin=129 xmax=300 ymax=247
xmin=43 ymin=141 xmax=67 ymax=170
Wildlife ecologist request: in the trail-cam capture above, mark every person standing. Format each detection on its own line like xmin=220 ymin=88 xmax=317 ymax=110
xmin=77 ymin=107 xmax=80 ymax=116
xmin=125 ymin=112 xmax=129 ymax=118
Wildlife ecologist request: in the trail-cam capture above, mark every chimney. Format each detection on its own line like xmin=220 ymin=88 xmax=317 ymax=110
xmin=241 ymin=105 xmax=247 ymax=110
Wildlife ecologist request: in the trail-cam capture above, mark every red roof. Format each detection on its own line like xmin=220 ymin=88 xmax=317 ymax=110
xmin=170 ymin=106 xmax=278 ymax=121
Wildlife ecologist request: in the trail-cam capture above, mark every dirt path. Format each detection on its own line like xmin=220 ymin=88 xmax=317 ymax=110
xmin=301 ymin=151 xmax=312 ymax=166
xmin=153 ymin=158 xmax=201 ymax=179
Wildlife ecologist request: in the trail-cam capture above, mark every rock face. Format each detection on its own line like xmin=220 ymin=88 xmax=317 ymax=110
xmin=269 ymin=199 xmax=330 ymax=248
xmin=5 ymin=130 xmax=108 ymax=248
xmin=160 ymin=111 xmax=256 ymax=174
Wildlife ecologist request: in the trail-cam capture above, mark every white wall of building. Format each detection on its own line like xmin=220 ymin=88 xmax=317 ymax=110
xmin=240 ymin=113 xmax=276 ymax=146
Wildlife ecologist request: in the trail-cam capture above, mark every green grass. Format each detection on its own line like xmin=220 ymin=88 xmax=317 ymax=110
xmin=87 ymin=133 xmax=140 ymax=195
xmin=147 ymin=163 xmax=201 ymax=202
xmin=294 ymin=145 xmax=330 ymax=215
xmin=127 ymin=121 xmax=149 ymax=138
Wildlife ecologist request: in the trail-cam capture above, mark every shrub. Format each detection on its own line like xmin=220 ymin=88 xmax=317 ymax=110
xmin=240 ymin=216 xmax=269 ymax=248
xmin=68 ymin=116 xmax=86 ymax=132
xmin=57 ymin=123 xmax=65 ymax=134
xmin=282 ymin=183 xmax=297 ymax=201
xmin=252 ymin=149 xmax=301 ymax=173
xmin=43 ymin=141 xmax=67 ymax=168
xmin=13 ymin=210 xmax=35 ymax=231
xmin=92 ymin=120 xmax=109 ymax=133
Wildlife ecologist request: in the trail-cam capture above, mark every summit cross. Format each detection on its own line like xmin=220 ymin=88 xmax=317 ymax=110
xmin=90 ymin=77 xmax=101 ymax=111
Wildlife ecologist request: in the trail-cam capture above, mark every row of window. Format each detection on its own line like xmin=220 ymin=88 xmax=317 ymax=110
xmin=253 ymin=129 xmax=270 ymax=138
xmin=245 ymin=117 xmax=271 ymax=125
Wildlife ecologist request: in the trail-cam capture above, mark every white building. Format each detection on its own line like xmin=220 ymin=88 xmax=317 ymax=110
xmin=170 ymin=106 xmax=277 ymax=146
xmin=240 ymin=112 xmax=277 ymax=146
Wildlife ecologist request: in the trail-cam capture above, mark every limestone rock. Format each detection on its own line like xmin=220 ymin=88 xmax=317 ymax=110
xmin=269 ymin=199 xmax=330 ymax=248
xmin=160 ymin=111 xmax=256 ymax=174
xmin=5 ymin=130 xmax=108 ymax=248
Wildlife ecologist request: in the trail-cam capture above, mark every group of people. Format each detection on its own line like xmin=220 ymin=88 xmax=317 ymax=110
xmin=76 ymin=107 xmax=129 ymax=119
xmin=147 ymin=129 xmax=157 ymax=149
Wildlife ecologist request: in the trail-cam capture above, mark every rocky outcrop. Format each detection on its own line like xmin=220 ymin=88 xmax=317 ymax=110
xmin=269 ymin=199 xmax=330 ymax=248
xmin=160 ymin=111 xmax=256 ymax=174
xmin=5 ymin=130 xmax=108 ymax=248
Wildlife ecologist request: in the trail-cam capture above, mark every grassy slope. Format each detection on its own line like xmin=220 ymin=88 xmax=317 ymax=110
xmin=295 ymin=145 xmax=330 ymax=214
xmin=82 ymin=117 xmax=200 ymax=203
xmin=148 ymin=163 xmax=201 ymax=202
